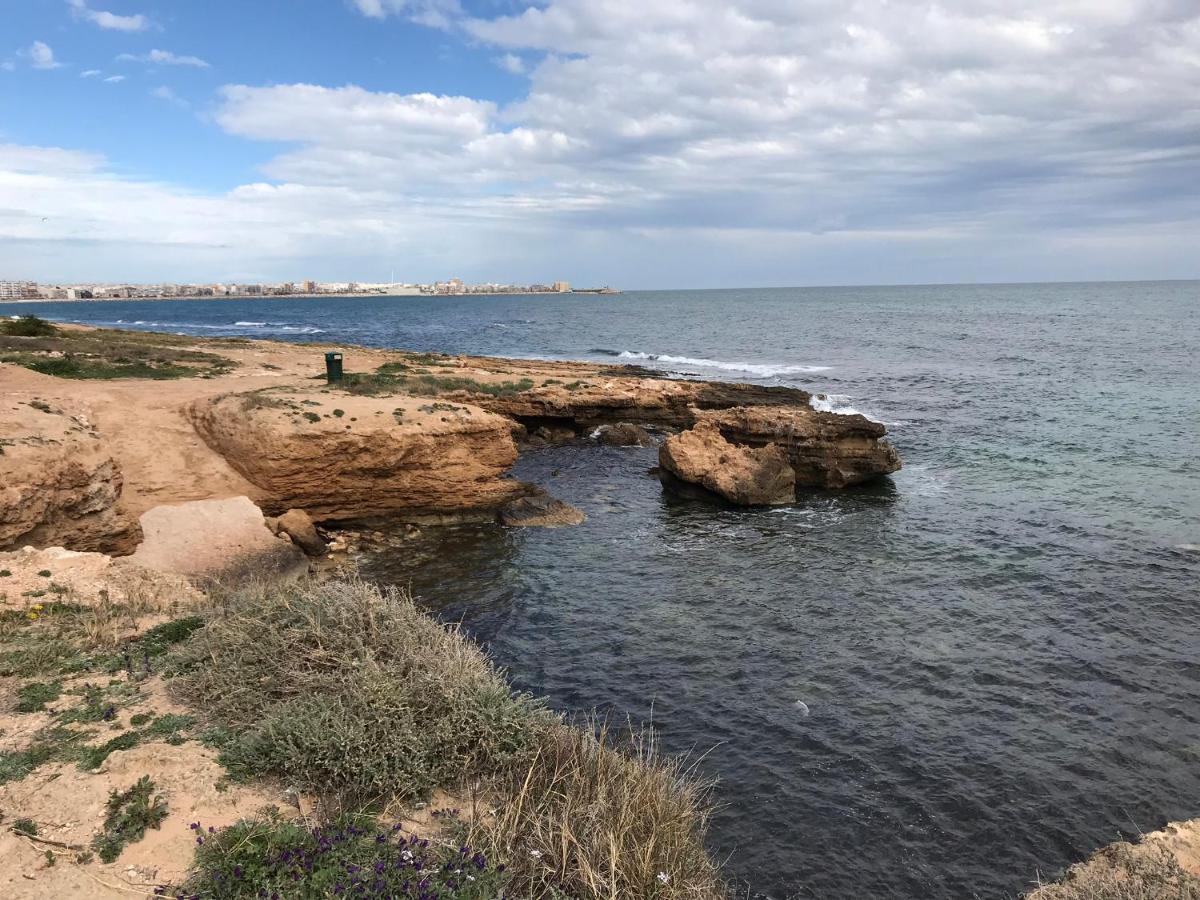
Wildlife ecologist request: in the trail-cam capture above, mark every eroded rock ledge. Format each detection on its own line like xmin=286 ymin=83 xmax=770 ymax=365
xmin=187 ymin=388 xmax=527 ymax=521
xmin=0 ymin=395 xmax=142 ymax=555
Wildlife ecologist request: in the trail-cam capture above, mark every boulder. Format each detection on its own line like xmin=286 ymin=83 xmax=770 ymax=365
xmin=0 ymin=396 xmax=142 ymax=555
xmin=592 ymin=422 xmax=653 ymax=446
xmin=659 ymin=422 xmax=797 ymax=506
xmin=276 ymin=508 xmax=327 ymax=556
xmin=499 ymin=487 xmax=586 ymax=527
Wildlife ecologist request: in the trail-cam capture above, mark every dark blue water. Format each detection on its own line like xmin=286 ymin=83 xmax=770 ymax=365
xmin=7 ymin=282 xmax=1199 ymax=899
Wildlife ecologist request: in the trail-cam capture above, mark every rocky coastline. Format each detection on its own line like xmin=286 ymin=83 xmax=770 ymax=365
xmin=2 ymin=323 xmax=901 ymax=568
xmin=5 ymin=320 xmax=1186 ymax=897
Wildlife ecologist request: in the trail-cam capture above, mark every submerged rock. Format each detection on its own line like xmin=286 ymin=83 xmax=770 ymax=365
xmin=592 ymin=422 xmax=653 ymax=447
xmin=0 ymin=396 xmax=142 ymax=555
xmin=499 ymin=487 xmax=586 ymax=527
xmin=659 ymin=421 xmax=796 ymax=506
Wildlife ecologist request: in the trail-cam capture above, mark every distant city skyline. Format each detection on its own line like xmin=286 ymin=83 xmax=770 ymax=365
xmin=2 ymin=1 xmax=1198 ymax=288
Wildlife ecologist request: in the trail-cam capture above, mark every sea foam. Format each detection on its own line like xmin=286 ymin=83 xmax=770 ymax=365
xmin=592 ymin=348 xmax=830 ymax=378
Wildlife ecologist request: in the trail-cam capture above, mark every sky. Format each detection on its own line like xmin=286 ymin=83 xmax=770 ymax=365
xmin=1 ymin=0 xmax=1198 ymax=288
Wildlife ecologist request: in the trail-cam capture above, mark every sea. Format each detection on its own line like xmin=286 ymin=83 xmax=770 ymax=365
xmin=5 ymin=281 xmax=1198 ymax=899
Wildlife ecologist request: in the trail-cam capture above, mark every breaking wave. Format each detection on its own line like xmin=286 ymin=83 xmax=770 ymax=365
xmin=590 ymin=348 xmax=831 ymax=378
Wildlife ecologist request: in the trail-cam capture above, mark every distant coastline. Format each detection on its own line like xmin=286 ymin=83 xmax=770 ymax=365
xmin=1 ymin=288 xmax=622 ymax=305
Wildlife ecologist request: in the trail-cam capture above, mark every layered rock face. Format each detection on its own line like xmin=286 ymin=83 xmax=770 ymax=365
xmin=0 ymin=396 xmax=142 ymax=554
xmin=187 ymin=389 xmax=526 ymax=521
xmin=478 ymin=378 xmax=813 ymax=429
xmin=659 ymin=422 xmax=796 ymax=506
xmin=659 ymin=404 xmax=901 ymax=504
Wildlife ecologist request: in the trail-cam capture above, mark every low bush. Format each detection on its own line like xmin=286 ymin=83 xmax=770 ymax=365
xmin=174 ymin=810 xmax=509 ymax=899
xmin=173 ymin=580 xmax=547 ymax=812
xmin=1 ymin=315 xmax=58 ymax=337
xmin=465 ymin=719 xmax=723 ymax=899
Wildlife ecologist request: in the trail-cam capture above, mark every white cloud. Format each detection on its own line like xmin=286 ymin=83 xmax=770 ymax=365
xmin=26 ymin=41 xmax=64 ymax=70
xmin=104 ymin=74 xmax=126 ymax=83
xmin=497 ymin=53 xmax=525 ymax=74
xmin=81 ymin=69 xmax=102 ymax=78
xmin=68 ymin=0 xmax=150 ymax=32
xmin=118 ymin=49 xmax=210 ymax=68
xmin=150 ymin=85 xmax=187 ymax=106
xmin=3 ymin=1 xmax=1199 ymax=285
xmin=350 ymin=0 xmax=461 ymax=29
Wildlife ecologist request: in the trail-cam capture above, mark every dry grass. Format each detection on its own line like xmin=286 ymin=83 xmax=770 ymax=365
xmin=465 ymin=718 xmax=725 ymax=900
xmin=1026 ymin=843 xmax=1200 ymax=900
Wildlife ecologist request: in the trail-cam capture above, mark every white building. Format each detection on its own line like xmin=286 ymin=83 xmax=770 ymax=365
xmin=0 ymin=280 xmax=38 ymax=300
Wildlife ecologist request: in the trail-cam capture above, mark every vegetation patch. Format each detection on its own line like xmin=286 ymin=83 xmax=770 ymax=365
xmin=91 ymin=775 xmax=169 ymax=863
xmin=173 ymin=580 xmax=544 ymax=811
xmin=1 ymin=315 xmax=58 ymax=337
xmin=1025 ymin=843 xmax=1200 ymax=899
xmin=173 ymin=810 xmax=509 ymax=899
xmin=0 ymin=323 xmax=236 ymax=380
xmin=340 ymin=370 xmax=536 ymax=399
xmin=15 ymin=679 xmax=62 ymax=712
xmin=11 ymin=817 xmax=40 ymax=837
xmin=464 ymin=720 xmax=721 ymax=899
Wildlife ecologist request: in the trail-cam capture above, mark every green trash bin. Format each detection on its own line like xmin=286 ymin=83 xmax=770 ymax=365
xmin=325 ymin=352 xmax=343 ymax=384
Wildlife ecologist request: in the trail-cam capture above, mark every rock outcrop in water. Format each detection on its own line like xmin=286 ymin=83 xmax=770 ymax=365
xmin=659 ymin=404 xmax=900 ymax=503
xmin=659 ymin=421 xmax=797 ymax=505
xmin=0 ymin=395 xmax=142 ymax=554
xmin=695 ymin=405 xmax=901 ymax=489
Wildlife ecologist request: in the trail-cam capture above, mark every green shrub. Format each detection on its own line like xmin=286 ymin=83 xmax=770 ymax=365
xmin=174 ymin=810 xmax=509 ymax=898
xmin=173 ymin=580 xmax=546 ymax=811
xmin=1 ymin=316 xmax=58 ymax=337
xmin=91 ymin=775 xmax=168 ymax=863
xmin=15 ymin=680 xmax=62 ymax=712
xmin=12 ymin=817 xmax=39 ymax=836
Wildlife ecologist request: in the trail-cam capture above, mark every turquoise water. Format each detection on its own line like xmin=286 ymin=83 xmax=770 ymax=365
xmin=7 ymin=281 xmax=1199 ymax=898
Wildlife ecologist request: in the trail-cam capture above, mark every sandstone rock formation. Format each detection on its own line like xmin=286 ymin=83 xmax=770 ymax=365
xmin=696 ymin=405 xmax=901 ymax=489
xmin=130 ymin=496 xmax=307 ymax=581
xmin=659 ymin=422 xmax=797 ymax=506
xmin=187 ymin=389 xmax=526 ymax=521
xmin=476 ymin=378 xmax=812 ymax=429
xmin=499 ymin=487 xmax=587 ymax=527
xmin=276 ymin=507 xmax=328 ymax=556
xmin=0 ymin=396 xmax=142 ymax=555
